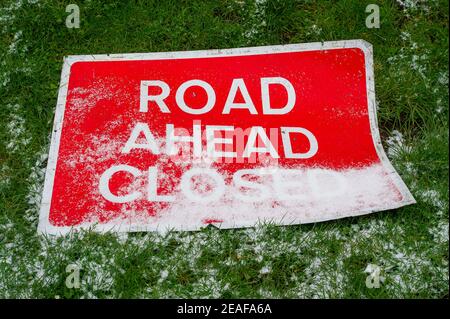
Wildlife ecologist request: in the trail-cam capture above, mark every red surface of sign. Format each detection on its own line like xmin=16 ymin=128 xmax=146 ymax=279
xmin=38 ymin=40 xmax=415 ymax=235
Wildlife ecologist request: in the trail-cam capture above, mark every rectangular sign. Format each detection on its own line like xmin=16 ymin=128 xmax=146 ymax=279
xmin=38 ymin=40 xmax=415 ymax=235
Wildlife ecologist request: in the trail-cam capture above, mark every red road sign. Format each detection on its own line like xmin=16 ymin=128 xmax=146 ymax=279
xmin=38 ymin=40 xmax=415 ymax=235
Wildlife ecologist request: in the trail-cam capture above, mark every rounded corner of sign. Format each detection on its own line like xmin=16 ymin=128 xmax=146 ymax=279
xmin=37 ymin=217 xmax=65 ymax=237
xmin=36 ymin=220 xmax=53 ymax=236
xmin=64 ymin=56 xmax=87 ymax=70
xmin=351 ymin=40 xmax=373 ymax=57
xmin=402 ymin=191 xmax=417 ymax=206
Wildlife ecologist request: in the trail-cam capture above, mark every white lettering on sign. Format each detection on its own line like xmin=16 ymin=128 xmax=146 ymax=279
xmin=120 ymin=122 xmax=318 ymax=160
xmin=122 ymin=123 xmax=160 ymax=154
xmin=205 ymin=125 xmax=237 ymax=158
xmin=139 ymin=77 xmax=297 ymax=115
xmin=233 ymin=169 xmax=271 ymax=202
xmin=140 ymin=80 xmax=171 ymax=113
xmin=99 ymin=164 xmax=142 ymax=203
xmin=147 ymin=166 xmax=175 ymax=202
xmin=180 ymin=167 xmax=226 ymax=203
xmin=175 ymin=79 xmax=216 ymax=115
xmin=243 ymin=126 xmax=279 ymax=158
xmin=98 ymin=166 xmax=348 ymax=204
xmin=261 ymin=77 xmax=296 ymax=115
xmin=166 ymin=123 xmax=202 ymax=156
xmin=102 ymin=76 xmax=319 ymax=204
xmin=281 ymin=127 xmax=318 ymax=159
xmin=223 ymin=78 xmax=258 ymax=114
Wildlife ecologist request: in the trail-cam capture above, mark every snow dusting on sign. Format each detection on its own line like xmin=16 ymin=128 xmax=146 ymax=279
xmin=38 ymin=40 xmax=415 ymax=235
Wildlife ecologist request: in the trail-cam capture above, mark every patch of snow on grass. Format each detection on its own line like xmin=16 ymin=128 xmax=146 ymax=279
xmin=259 ymin=265 xmax=271 ymax=274
xmin=6 ymin=104 xmax=31 ymax=153
xmin=0 ymin=1 xmax=40 ymax=34
xmin=388 ymin=30 xmax=431 ymax=83
xmin=158 ymin=269 xmax=169 ymax=283
xmin=306 ymin=24 xmax=322 ymax=37
xmin=8 ymin=30 xmax=22 ymax=54
xmin=429 ymin=221 xmax=449 ymax=244
xmin=243 ymin=0 xmax=267 ymax=44
xmin=420 ymin=189 xmax=446 ymax=211
xmin=386 ymin=130 xmax=412 ymax=159
xmin=396 ymin=0 xmax=433 ymax=17
xmin=438 ymin=71 xmax=448 ymax=86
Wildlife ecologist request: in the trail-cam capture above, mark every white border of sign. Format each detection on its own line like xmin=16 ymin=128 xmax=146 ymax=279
xmin=37 ymin=39 xmax=416 ymax=236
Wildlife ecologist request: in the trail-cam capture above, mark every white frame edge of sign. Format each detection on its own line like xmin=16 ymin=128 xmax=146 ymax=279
xmin=37 ymin=39 xmax=416 ymax=236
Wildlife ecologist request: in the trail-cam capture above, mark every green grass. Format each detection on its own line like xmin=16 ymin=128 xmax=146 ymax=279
xmin=0 ymin=0 xmax=448 ymax=298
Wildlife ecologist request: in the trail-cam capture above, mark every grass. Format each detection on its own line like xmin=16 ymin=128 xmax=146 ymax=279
xmin=0 ymin=0 xmax=448 ymax=298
